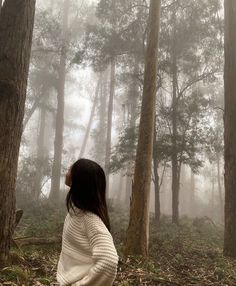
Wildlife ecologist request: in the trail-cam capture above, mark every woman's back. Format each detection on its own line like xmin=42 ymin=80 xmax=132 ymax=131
xmin=57 ymin=209 xmax=118 ymax=286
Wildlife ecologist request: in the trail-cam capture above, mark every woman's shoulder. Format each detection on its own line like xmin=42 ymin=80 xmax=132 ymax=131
xmin=81 ymin=211 xmax=110 ymax=236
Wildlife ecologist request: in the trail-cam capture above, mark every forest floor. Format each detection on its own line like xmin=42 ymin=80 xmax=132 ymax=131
xmin=0 ymin=203 xmax=236 ymax=286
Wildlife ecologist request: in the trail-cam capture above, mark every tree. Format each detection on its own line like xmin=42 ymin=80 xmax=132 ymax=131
xmin=82 ymin=0 xmax=146 ymax=192
xmin=125 ymin=0 xmax=161 ymax=256
xmin=50 ymin=0 xmax=70 ymax=201
xmin=224 ymin=0 xmax=236 ymax=258
xmin=159 ymin=0 xmax=222 ymax=224
xmin=0 ymin=0 xmax=36 ymax=265
xmin=104 ymin=58 xmax=116 ymax=194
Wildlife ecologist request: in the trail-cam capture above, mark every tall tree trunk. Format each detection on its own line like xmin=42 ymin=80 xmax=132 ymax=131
xmin=153 ymin=157 xmax=160 ymax=224
xmin=125 ymin=176 xmax=132 ymax=204
xmin=94 ymin=72 xmax=108 ymax=166
xmin=117 ymin=172 xmax=124 ymax=202
xmin=125 ymin=58 xmax=140 ymax=205
xmin=105 ymin=58 xmax=116 ymax=197
xmin=224 ymin=0 xmax=236 ymax=258
xmin=171 ymin=10 xmax=179 ymax=224
xmin=211 ymin=178 xmax=215 ymax=219
xmin=80 ymin=75 xmax=101 ymax=157
xmin=50 ymin=0 xmax=70 ymax=201
xmin=189 ymin=170 xmax=195 ymax=217
xmin=34 ymin=100 xmax=47 ymax=200
xmin=153 ymin=115 xmax=160 ymax=224
xmin=216 ymin=153 xmax=224 ymax=222
xmin=0 ymin=0 xmax=35 ymax=266
xmin=129 ymin=58 xmax=140 ymax=127
xmin=125 ymin=0 xmax=161 ymax=256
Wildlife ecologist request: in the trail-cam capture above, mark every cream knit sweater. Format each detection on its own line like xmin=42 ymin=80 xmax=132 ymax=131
xmin=57 ymin=210 xmax=118 ymax=286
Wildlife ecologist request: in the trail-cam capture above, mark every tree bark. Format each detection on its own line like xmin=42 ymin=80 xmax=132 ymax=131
xmin=0 ymin=0 xmax=2 ymax=13
xmin=104 ymin=58 xmax=116 ymax=197
xmin=224 ymin=0 xmax=236 ymax=258
xmin=0 ymin=0 xmax=36 ymax=266
xmin=50 ymin=0 xmax=70 ymax=201
xmin=171 ymin=9 xmax=179 ymax=224
xmin=125 ymin=0 xmax=161 ymax=256
xmin=79 ymin=75 xmax=101 ymax=157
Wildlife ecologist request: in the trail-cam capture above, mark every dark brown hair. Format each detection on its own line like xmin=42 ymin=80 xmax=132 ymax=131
xmin=66 ymin=158 xmax=110 ymax=231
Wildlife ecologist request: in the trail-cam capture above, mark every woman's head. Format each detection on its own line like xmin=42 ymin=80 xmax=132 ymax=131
xmin=66 ymin=158 xmax=110 ymax=231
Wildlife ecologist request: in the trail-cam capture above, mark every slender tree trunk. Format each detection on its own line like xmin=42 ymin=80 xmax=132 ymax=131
xmin=50 ymin=0 xmax=70 ymax=201
xmin=129 ymin=58 xmax=140 ymax=127
xmin=171 ymin=10 xmax=179 ymax=224
xmin=34 ymin=100 xmax=47 ymax=200
xmin=153 ymin=115 xmax=160 ymax=223
xmin=180 ymin=164 xmax=187 ymax=215
xmin=125 ymin=0 xmax=161 ymax=256
xmin=117 ymin=172 xmax=123 ymax=202
xmin=153 ymin=157 xmax=160 ymax=224
xmin=125 ymin=176 xmax=132 ymax=204
xmin=0 ymin=0 xmax=36 ymax=266
xmin=211 ymin=178 xmax=215 ymax=220
xmin=224 ymin=0 xmax=236 ymax=258
xmin=105 ymin=58 xmax=116 ymax=197
xmin=94 ymin=72 xmax=108 ymax=166
xmin=189 ymin=170 xmax=195 ymax=217
xmin=216 ymin=153 xmax=224 ymax=222
xmin=125 ymin=58 xmax=140 ymax=205
xmin=80 ymin=76 xmax=101 ymax=157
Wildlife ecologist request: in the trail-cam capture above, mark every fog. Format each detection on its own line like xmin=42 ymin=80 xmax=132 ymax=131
xmin=17 ymin=0 xmax=224 ymax=223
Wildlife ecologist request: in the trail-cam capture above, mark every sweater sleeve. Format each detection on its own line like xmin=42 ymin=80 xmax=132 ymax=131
xmin=72 ymin=212 xmax=118 ymax=286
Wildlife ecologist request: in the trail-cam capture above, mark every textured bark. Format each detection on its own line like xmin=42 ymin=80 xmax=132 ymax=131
xmin=125 ymin=0 xmax=161 ymax=256
xmin=224 ymin=0 xmax=236 ymax=258
xmin=80 ymin=75 xmax=101 ymax=157
xmin=0 ymin=0 xmax=35 ymax=266
xmin=105 ymin=58 xmax=116 ymax=196
xmin=50 ymin=0 xmax=70 ymax=201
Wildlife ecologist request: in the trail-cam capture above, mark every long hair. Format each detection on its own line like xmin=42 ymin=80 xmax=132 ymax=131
xmin=66 ymin=158 xmax=110 ymax=231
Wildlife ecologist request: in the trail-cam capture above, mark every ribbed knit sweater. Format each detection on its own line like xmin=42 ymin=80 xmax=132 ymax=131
xmin=57 ymin=210 xmax=118 ymax=286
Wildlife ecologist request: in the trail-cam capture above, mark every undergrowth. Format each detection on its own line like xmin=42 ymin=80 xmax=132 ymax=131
xmin=0 ymin=204 xmax=236 ymax=285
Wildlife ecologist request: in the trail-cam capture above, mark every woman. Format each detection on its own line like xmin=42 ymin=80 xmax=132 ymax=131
xmin=57 ymin=159 xmax=118 ymax=286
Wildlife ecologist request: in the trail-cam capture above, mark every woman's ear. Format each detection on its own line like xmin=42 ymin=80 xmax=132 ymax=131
xmin=65 ymin=167 xmax=72 ymax=187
